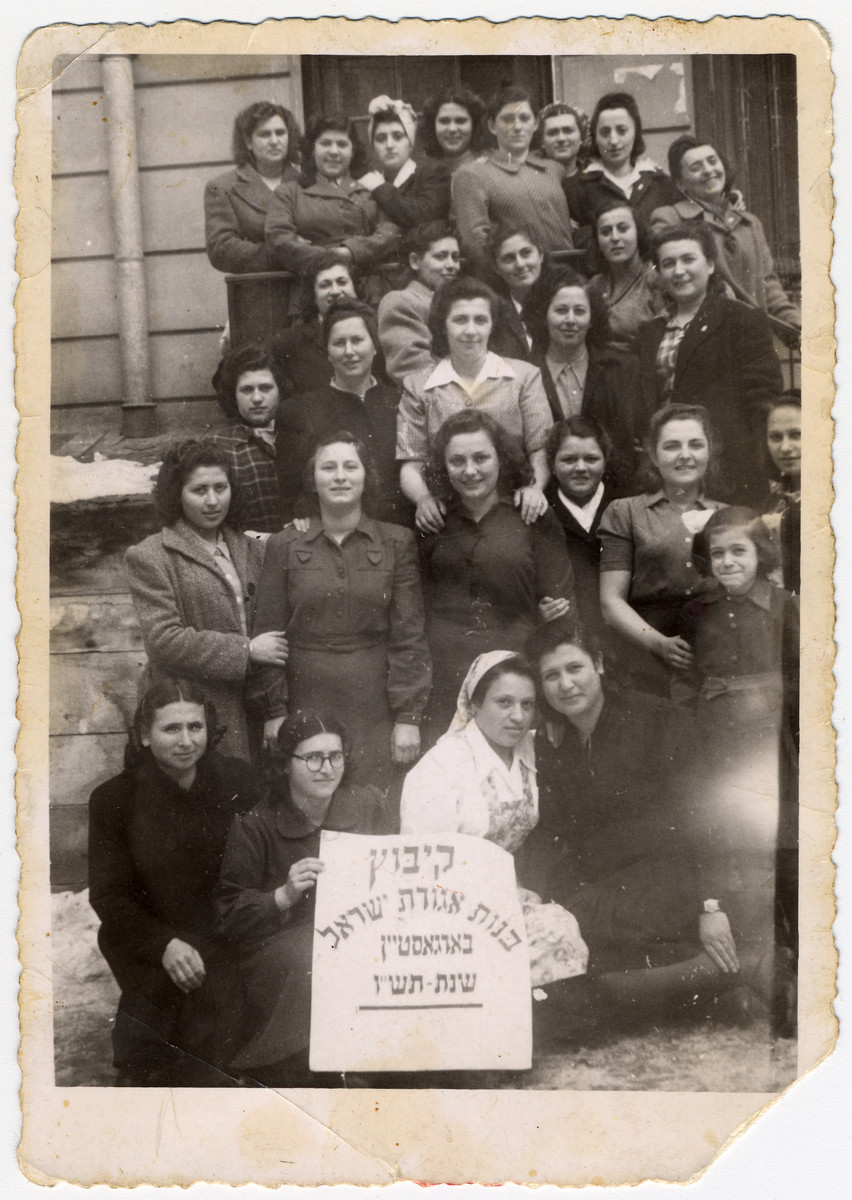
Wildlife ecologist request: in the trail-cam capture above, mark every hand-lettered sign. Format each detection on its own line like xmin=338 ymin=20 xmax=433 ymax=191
xmin=309 ymin=832 xmax=532 ymax=1072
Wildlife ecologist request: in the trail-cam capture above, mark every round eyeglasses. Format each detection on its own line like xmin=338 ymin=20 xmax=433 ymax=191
xmin=291 ymin=750 xmax=346 ymax=772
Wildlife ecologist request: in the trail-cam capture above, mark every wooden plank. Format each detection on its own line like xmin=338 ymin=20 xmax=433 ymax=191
xmin=50 ymin=650 xmax=148 ymax=736
xmin=49 ymin=804 xmax=90 ymax=892
xmin=135 ymin=74 xmax=303 ymax=170
xmin=52 ymin=258 xmax=117 ymax=338
xmin=52 ymin=173 xmax=113 ymax=259
xmin=54 ymin=165 xmax=229 ymax=260
xmin=50 ymin=732 xmax=127 ymax=809
xmin=53 ymin=87 xmax=109 ymax=175
xmin=133 ymin=55 xmax=296 ymax=86
xmin=51 ymin=328 xmax=224 ymax=407
xmin=146 ymin=252 xmax=228 ymax=331
xmin=52 ymin=55 xmax=103 ymax=93
xmin=50 ymin=595 xmax=143 ymax=653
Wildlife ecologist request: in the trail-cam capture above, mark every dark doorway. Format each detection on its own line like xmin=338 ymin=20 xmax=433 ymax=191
xmin=301 ymin=55 xmax=553 ymax=150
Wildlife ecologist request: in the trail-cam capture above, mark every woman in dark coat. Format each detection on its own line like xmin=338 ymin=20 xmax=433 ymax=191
xmin=544 ymin=415 xmax=613 ymax=635
xmin=356 ymin=96 xmax=451 ymax=230
xmin=562 ymin=91 xmax=680 ymax=244
xmin=525 ymin=265 xmax=641 ymax=492
xmin=419 ymin=409 xmax=575 ymax=740
xmin=214 ymin=711 xmax=389 ymax=1086
xmin=204 ymin=101 xmax=302 ymax=274
xmin=265 ymin=113 xmax=401 ymax=279
xmin=518 ymin=621 xmax=777 ymax=1026
xmin=636 ymin=223 xmax=783 ymax=505
xmin=125 ymin=439 xmax=288 ymax=761
xmin=88 ymin=680 xmax=260 ymax=1086
xmin=276 ymin=298 xmax=409 ymax=525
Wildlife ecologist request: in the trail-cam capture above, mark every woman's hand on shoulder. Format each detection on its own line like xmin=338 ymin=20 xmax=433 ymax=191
xmin=391 ymin=722 xmax=421 ymax=765
xmin=414 ymin=495 xmax=446 ymax=535
xmin=514 ymin=485 xmax=549 ymax=525
xmin=262 ymin=714 xmax=287 ymax=751
xmin=162 ymin=938 xmax=206 ymax=993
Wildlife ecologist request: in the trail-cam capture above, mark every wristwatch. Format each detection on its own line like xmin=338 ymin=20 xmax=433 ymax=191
xmin=702 ymin=899 xmax=722 ymax=914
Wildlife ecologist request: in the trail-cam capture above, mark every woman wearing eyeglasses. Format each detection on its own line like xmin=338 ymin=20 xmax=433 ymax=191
xmin=214 ymin=710 xmax=389 ymax=1086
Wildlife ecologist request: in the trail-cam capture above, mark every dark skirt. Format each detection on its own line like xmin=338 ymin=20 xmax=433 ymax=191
xmin=288 ymin=642 xmax=395 ymax=790
xmin=423 ymin=614 xmax=533 ymax=747
xmin=227 ymin=924 xmax=314 ymax=1070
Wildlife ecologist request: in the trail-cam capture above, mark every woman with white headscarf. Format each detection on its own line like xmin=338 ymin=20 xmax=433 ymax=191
xmin=358 ymin=95 xmax=451 ymax=230
xmin=400 ymin=650 xmax=588 ymax=989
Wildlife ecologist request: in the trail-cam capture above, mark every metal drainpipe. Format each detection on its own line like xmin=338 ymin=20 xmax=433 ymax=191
xmin=101 ymin=54 xmax=156 ymax=438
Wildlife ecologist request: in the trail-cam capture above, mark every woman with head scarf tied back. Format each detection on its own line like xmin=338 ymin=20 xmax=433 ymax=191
xmin=401 ymin=650 xmax=589 ymax=993
xmin=357 ymin=95 xmax=451 ymax=229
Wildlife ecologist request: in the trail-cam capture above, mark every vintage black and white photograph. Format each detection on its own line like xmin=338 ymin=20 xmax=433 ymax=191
xmin=17 ymin=12 xmax=836 ymax=1187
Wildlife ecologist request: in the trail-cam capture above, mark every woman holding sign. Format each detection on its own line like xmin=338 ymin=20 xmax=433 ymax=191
xmin=401 ymin=650 xmax=589 ymax=991
xmin=214 ymin=710 xmax=389 ymax=1086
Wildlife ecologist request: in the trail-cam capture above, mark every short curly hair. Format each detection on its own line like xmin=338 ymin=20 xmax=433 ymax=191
xmin=417 ymin=87 xmax=488 ymax=159
xmin=667 ymin=135 xmax=737 ymax=197
xmin=231 ymin=101 xmax=302 ymax=169
xmin=154 ymin=438 xmax=237 ymax=527
xmin=525 ymin=616 xmax=605 ymax=690
xmin=299 ymin=114 xmax=367 ymax=183
xmin=296 ymin=250 xmax=360 ymax=322
xmin=425 ymin=408 xmax=532 ymax=506
xmin=428 ymin=275 xmax=500 ymax=360
xmin=652 ymin=220 xmax=719 ymax=269
xmin=212 ymin=344 xmax=287 ymax=420
xmin=534 ymin=101 xmax=592 ymax=168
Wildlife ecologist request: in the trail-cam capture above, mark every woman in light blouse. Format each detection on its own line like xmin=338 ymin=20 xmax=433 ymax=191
xmin=397 ymin=274 xmax=553 ymax=535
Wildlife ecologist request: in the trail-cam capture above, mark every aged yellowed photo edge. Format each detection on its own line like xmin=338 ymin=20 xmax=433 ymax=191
xmin=14 ymin=14 xmax=838 ymax=1187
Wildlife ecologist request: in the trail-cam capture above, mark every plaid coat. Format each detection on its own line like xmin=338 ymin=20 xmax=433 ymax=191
xmin=207 ymin=424 xmax=282 ymax=535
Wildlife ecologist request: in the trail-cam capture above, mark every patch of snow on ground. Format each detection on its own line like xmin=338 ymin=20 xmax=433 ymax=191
xmin=51 ymin=454 xmax=160 ymax=504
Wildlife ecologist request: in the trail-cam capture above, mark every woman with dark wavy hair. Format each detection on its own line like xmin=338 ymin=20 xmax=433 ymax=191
xmin=204 ymin=101 xmax=302 ymax=274
xmin=250 ymin=431 xmax=431 ymax=791
xmin=88 ymin=679 xmax=260 ymax=1086
xmin=418 ymin=86 xmax=489 ymax=174
xmin=265 ymin=113 xmax=401 ymax=278
xmin=125 ymin=438 xmax=289 ymax=760
xmin=213 ymin=710 xmax=389 ymax=1086
xmin=419 ymin=409 xmax=574 ymax=738
xmin=563 ymin=91 xmax=680 ymax=243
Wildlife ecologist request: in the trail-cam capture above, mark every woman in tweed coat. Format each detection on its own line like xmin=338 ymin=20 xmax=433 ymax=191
xmin=125 ymin=440 xmax=289 ymax=761
xmin=204 ymin=101 xmax=302 ymax=274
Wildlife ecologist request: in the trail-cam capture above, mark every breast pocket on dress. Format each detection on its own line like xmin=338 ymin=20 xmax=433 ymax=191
xmin=355 ymin=548 xmax=395 ymax=626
